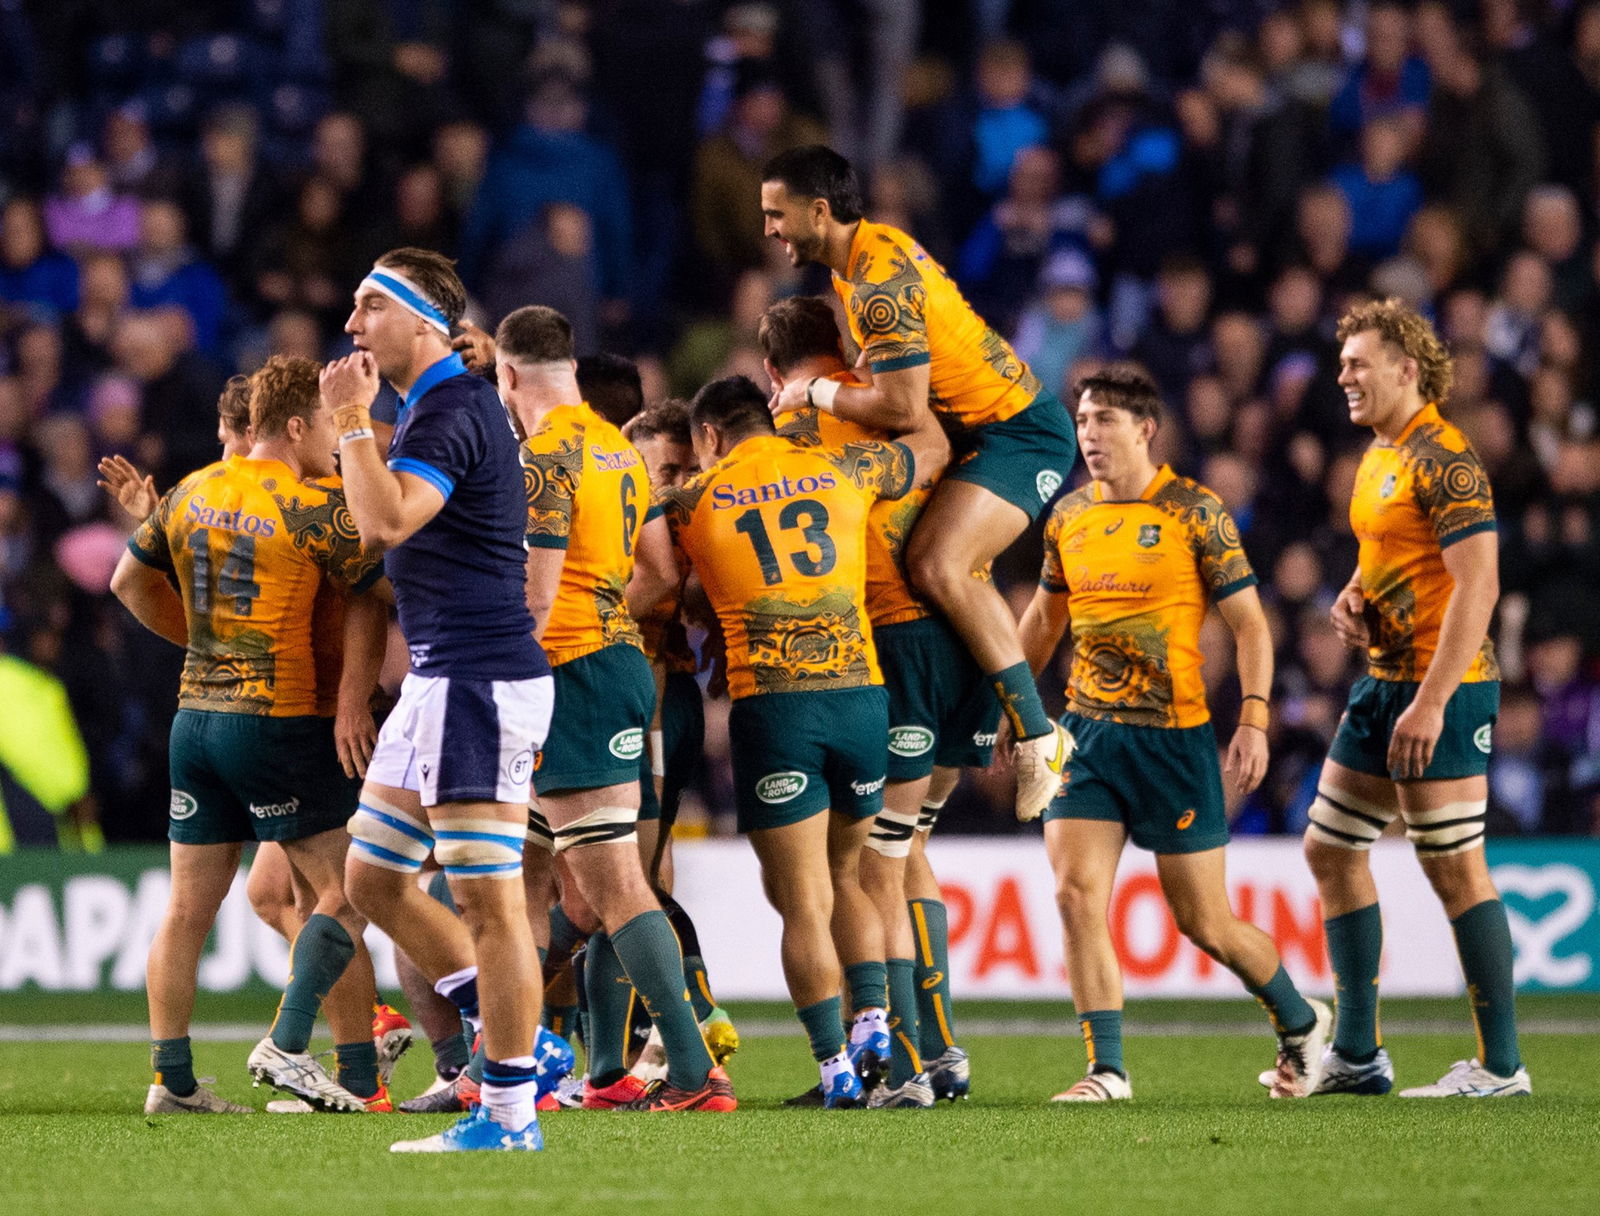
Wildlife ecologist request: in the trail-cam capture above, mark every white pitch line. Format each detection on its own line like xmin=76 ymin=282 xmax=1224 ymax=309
xmin=2 ymin=1018 xmax=1597 ymax=1043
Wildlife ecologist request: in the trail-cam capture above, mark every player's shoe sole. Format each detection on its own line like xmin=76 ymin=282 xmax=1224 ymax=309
xmin=926 ymin=1045 xmax=971 ymax=1101
xmin=247 ymin=1036 xmax=366 ymax=1112
xmin=1014 ymin=722 xmax=1074 ymax=821
xmin=398 ymin=1072 xmax=478 ymax=1114
xmin=702 ymin=1007 xmax=740 ymax=1069
xmin=390 ymin=1105 xmax=543 ymax=1153
xmin=624 ymin=1065 xmax=737 ymax=1112
xmin=145 ymin=1082 xmax=253 ymax=1114
xmin=1051 ymin=1069 xmax=1132 ymax=1101
xmin=867 ymin=1073 xmax=936 ymax=1108
xmin=1399 ymin=1058 xmax=1531 ymax=1098
xmin=372 ymin=1004 xmax=414 ymax=1088
xmin=1268 ymin=998 xmax=1333 ymax=1098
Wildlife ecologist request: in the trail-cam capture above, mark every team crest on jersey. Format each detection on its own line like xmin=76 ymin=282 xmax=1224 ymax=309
xmin=1036 ymin=469 xmax=1063 ymax=502
xmin=756 ymin=771 xmax=808 ymax=804
xmin=888 ymin=725 xmax=935 ymax=757
xmin=1380 ymin=473 xmax=1397 ymax=498
xmin=1138 ymin=524 xmax=1161 ymax=548
xmin=1474 ymin=724 xmax=1493 ymax=754
xmin=169 ymin=790 xmax=198 ymax=821
xmin=608 ymin=728 xmax=645 ymax=760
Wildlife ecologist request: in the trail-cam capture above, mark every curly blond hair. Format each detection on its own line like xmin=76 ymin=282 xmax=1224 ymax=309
xmin=1336 ymin=297 xmax=1453 ymax=406
xmin=248 ymin=354 xmax=323 ymax=438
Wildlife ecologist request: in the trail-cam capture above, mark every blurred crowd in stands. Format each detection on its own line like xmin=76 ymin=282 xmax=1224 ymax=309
xmin=1 ymin=0 xmax=1598 ymax=845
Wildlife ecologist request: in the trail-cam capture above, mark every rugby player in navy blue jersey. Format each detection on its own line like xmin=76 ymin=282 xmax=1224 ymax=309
xmin=325 ymin=248 xmax=571 ymax=1153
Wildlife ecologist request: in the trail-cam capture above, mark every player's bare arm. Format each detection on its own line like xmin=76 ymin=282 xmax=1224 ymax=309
xmin=109 ymin=548 xmax=188 ymax=646
xmin=625 ymin=513 xmax=684 ymax=623
xmin=773 ymin=358 xmax=933 ymax=434
xmin=1216 ymin=585 xmax=1273 ymax=794
xmin=1388 ymin=529 xmax=1498 ymax=779
xmin=451 ymin=321 xmax=496 ymax=375
xmin=321 ymin=352 xmax=446 ymax=550
xmin=1330 ymin=565 xmax=1369 ymax=650
xmin=524 ymin=546 xmax=565 ymax=643
xmin=335 ymin=583 xmax=390 ymax=779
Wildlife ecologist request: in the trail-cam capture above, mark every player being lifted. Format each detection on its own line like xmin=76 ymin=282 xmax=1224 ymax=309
xmin=761 ymin=296 xmax=990 ymax=1106
xmin=759 ymin=145 xmax=1076 ymax=821
xmin=328 ymin=249 xmax=571 ymax=1153
xmin=1299 ymin=299 xmax=1528 ymax=1097
xmin=500 ymin=306 xmax=734 ymax=1113
xmin=632 ymin=375 xmax=942 ymax=1107
xmin=1017 ymin=366 xmax=1331 ymax=1100
xmin=111 ymin=357 xmax=390 ymax=1114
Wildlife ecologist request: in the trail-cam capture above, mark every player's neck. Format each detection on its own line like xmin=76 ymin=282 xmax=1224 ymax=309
xmin=389 ymin=337 xmax=456 ymax=398
xmin=246 ymin=439 xmax=303 ymax=479
xmin=1372 ymin=394 xmax=1426 ymax=443
xmin=1097 ymin=459 xmax=1160 ymax=502
xmin=505 ymin=371 xmax=581 ymax=435
xmin=821 ymin=220 xmax=861 ymax=276
xmin=783 ymin=355 xmax=849 ymax=385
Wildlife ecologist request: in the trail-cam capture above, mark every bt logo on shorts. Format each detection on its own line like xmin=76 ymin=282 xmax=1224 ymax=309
xmin=169 ymin=790 xmax=198 ymax=821
xmin=756 ymin=772 xmax=807 ymax=804
xmin=1176 ymin=808 xmax=1196 ymax=831
xmin=852 ymin=776 xmax=886 ymax=797
xmin=888 ymin=725 xmax=934 ymax=758
xmin=507 ymin=749 xmax=534 ymax=784
xmin=250 ymin=797 xmax=300 ymax=819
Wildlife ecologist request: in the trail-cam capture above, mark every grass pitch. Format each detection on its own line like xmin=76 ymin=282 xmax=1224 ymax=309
xmin=1 ymin=996 xmax=1596 ymax=1216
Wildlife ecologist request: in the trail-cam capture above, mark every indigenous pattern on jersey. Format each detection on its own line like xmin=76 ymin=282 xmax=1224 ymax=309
xmin=521 ymin=402 xmax=647 ymax=665
xmin=833 ymin=221 xmax=1041 ymax=434
xmin=1040 ymin=465 xmax=1255 ymax=729
xmin=660 ymin=434 xmax=912 ymax=699
xmin=637 ymin=593 xmax=699 ymax=676
xmin=1349 ymin=402 xmax=1498 ymax=683
xmin=776 ymin=384 xmax=932 ymax=627
xmin=129 ymin=457 xmax=381 ymax=716
xmin=384 ymin=353 xmax=547 ymax=681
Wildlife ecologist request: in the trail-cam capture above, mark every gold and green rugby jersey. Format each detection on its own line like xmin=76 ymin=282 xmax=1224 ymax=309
xmin=660 ymin=434 xmax=912 ymax=700
xmin=1349 ymin=402 xmax=1498 ymax=683
xmin=776 ymin=372 xmax=933 ymax=627
xmin=834 ymin=220 xmax=1041 ymax=434
xmin=1040 ymin=465 xmax=1256 ymax=729
xmin=128 ymin=456 xmax=382 ymax=715
xmin=521 ymin=401 xmax=649 ymax=665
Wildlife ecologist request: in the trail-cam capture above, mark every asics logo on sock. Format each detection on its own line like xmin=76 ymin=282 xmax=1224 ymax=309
xmin=920 ymin=971 xmax=944 ymax=990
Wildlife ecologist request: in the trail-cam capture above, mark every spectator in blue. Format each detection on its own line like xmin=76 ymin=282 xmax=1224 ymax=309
xmin=127 ymin=200 xmax=227 ymax=357
xmin=1331 ymin=116 xmax=1422 ymax=259
xmin=970 ymin=40 xmax=1051 ymax=199
xmin=1329 ymin=1 xmax=1430 ymax=143
xmin=1011 ymin=248 xmax=1102 ymax=403
xmin=0 ymin=198 xmax=77 ymax=318
xmin=459 ymin=71 xmax=634 ymax=324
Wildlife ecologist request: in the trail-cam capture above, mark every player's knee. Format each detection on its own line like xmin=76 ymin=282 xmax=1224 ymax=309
xmin=908 ymin=546 xmax=963 ymax=606
xmin=1054 ymin=875 xmax=1107 ymax=927
xmin=1404 ymin=799 xmax=1487 ymax=860
xmin=348 ymin=795 xmax=434 ymax=877
xmin=431 ymin=818 xmax=526 ymax=882
xmin=245 ymin=881 xmax=293 ymax=931
xmin=864 ymin=806 xmax=919 ymax=860
xmin=1305 ymin=786 xmax=1392 ymax=859
xmin=1172 ymin=907 xmax=1229 ymax=959
xmin=550 ymin=805 xmax=638 ymax=854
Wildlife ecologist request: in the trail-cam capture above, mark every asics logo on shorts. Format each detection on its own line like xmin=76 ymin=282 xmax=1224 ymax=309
xmin=169 ymin=790 xmax=198 ymax=820
xmin=888 ymin=725 xmax=934 ymax=757
xmin=250 ymin=797 xmax=300 ymax=819
xmin=755 ymin=772 xmax=808 ymax=804
xmin=1176 ymin=808 xmax=1196 ymax=830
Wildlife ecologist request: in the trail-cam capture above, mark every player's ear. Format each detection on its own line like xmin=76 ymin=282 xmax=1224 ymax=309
xmin=763 ymin=358 xmax=782 ymax=388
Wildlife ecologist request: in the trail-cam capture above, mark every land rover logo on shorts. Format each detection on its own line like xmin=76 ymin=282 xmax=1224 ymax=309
xmin=1474 ymin=724 xmax=1493 ymax=753
xmin=169 ymin=790 xmax=198 ymax=821
xmin=756 ymin=772 xmax=808 ymax=804
xmin=1138 ymin=524 xmax=1161 ymax=548
xmin=1036 ymin=469 xmax=1063 ymax=502
xmin=609 ymin=729 xmax=645 ymax=760
xmin=888 ymin=725 xmax=935 ymax=757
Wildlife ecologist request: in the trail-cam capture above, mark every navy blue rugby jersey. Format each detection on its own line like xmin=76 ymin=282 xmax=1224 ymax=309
xmin=384 ymin=353 xmax=548 ymax=680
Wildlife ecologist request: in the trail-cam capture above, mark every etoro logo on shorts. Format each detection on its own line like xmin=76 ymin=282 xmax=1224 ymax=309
xmin=1036 ymin=469 xmax=1063 ymax=502
xmin=1474 ymin=724 xmax=1493 ymax=754
xmin=756 ymin=771 xmax=808 ymax=804
xmin=250 ymin=797 xmax=300 ymax=819
xmin=609 ymin=728 xmax=645 ymax=760
xmin=888 ymin=725 xmax=935 ymax=758
xmin=169 ymin=790 xmax=198 ymax=821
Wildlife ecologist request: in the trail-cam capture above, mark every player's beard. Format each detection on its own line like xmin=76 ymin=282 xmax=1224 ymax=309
xmin=789 ymin=228 xmax=825 ymax=266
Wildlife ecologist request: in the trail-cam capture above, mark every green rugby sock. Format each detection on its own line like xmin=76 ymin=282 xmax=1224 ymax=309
xmin=466 ymin=1035 xmax=486 ymax=1084
xmin=583 ymin=931 xmax=633 ymax=1087
xmin=661 ymin=895 xmax=717 ymax=1021
xmin=1077 ymin=1009 xmax=1124 ymax=1076
xmin=1326 ymin=903 xmax=1383 ymax=1061
xmin=271 ymin=913 xmax=355 ymax=1054
xmin=335 ymin=1040 xmax=379 ymax=1099
xmin=1451 ymin=899 xmax=1521 ymax=1076
xmin=430 ymin=1031 xmax=470 ymax=1080
xmin=1248 ymin=965 xmax=1317 ymax=1037
xmin=798 ymin=997 xmax=848 ymax=1062
xmin=425 ymin=869 xmax=456 ymax=912
xmin=991 ymin=660 xmax=1052 ymax=740
xmin=152 ymin=1036 xmax=196 ymax=1096
xmin=541 ymin=1004 xmax=580 ymax=1041
xmin=909 ymin=898 xmax=957 ymax=1058
xmin=573 ymin=945 xmax=591 ymax=1058
xmin=612 ymin=910 xmax=714 ymax=1090
xmin=886 ymin=957 xmax=922 ymax=1086
xmin=844 ymin=960 xmax=888 ymax=1014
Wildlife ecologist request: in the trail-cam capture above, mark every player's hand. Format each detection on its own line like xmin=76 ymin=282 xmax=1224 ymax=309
xmin=97 ymin=454 xmax=158 ymax=518
xmin=335 ymin=703 xmax=378 ymax=779
xmin=1225 ymin=724 xmax=1269 ymax=794
xmin=1387 ymin=696 xmax=1444 ymax=780
xmin=1330 ymin=585 xmax=1370 ymax=651
xmin=320 ymin=352 xmax=381 ymax=413
xmin=772 ymin=375 xmax=810 ymax=416
xmin=452 ymin=322 xmax=496 ymax=373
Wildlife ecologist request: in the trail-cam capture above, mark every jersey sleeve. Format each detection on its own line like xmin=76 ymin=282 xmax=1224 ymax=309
xmin=127 ymin=487 xmax=178 ymax=571
xmin=521 ymin=430 xmax=584 ymax=550
xmin=829 ymin=439 xmax=914 ymax=502
xmin=275 ymin=482 xmax=384 ymax=591
xmin=1414 ymin=444 xmax=1497 ymax=548
xmin=1197 ymin=501 xmax=1257 ymax=600
xmin=775 ymin=406 xmax=825 ymax=448
xmin=1039 ymin=501 xmax=1070 ymax=592
xmin=387 ymin=399 xmax=480 ymax=502
xmin=846 ymin=248 xmax=931 ymax=373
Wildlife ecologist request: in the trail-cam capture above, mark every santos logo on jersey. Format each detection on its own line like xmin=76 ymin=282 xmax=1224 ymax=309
xmin=711 ymin=472 xmax=838 ymax=509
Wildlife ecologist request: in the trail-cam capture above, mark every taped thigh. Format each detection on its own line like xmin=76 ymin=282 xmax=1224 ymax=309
xmin=1306 ymin=786 xmax=1397 ymax=851
xmin=552 ymin=805 xmax=638 ymax=853
xmin=432 ymin=818 xmax=526 ymax=879
xmin=347 ymin=794 xmax=434 ymax=873
xmin=1402 ymin=799 xmax=1487 ymax=857
xmin=525 ymin=802 xmax=557 ymax=855
xmin=866 ymin=806 xmax=921 ymax=858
